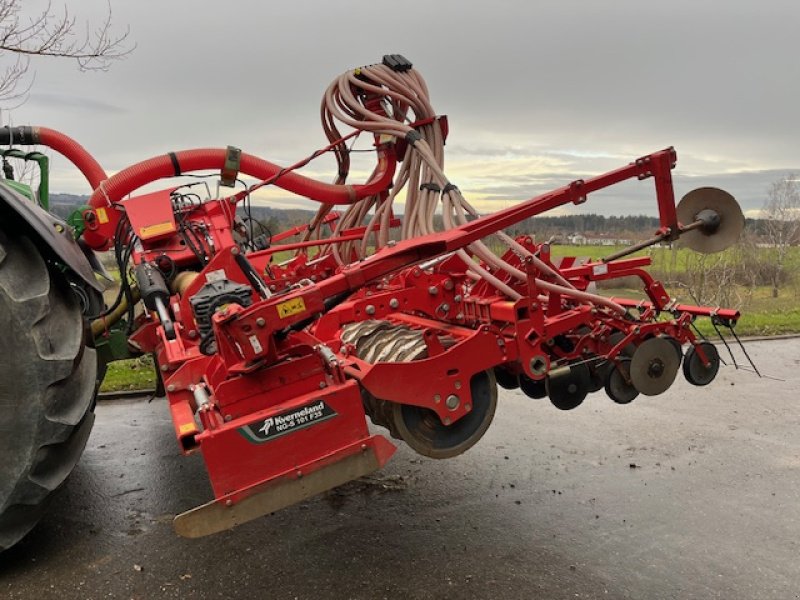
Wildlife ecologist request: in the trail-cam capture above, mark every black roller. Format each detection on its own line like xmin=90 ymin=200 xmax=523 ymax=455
xmin=604 ymin=358 xmax=639 ymax=404
xmin=660 ymin=335 xmax=684 ymax=362
xmin=546 ymin=363 xmax=590 ymax=411
xmin=391 ymin=370 xmax=497 ymax=459
xmin=588 ymin=360 xmax=613 ymax=393
xmin=683 ymin=342 xmax=720 ymax=386
xmin=520 ymin=374 xmax=547 ymax=399
xmin=608 ymin=331 xmax=636 ymax=357
xmin=494 ymin=367 xmax=520 ymax=390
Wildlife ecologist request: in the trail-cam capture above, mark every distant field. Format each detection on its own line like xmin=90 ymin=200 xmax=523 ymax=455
xmin=550 ymin=243 xmax=800 ymax=271
xmin=548 ymin=244 xmax=800 ymax=336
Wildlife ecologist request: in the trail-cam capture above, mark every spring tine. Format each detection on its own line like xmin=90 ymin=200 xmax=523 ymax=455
xmin=712 ymin=319 xmax=738 ymax=370
xmin=733 ymin=367 xmax=784 ymax=382
xmin=691 ymin=321 xmax=727 ymax=366
xmin=690 ymin=320 xmax=709 ymax=342
xmin=728 ymin=325 xmax=761 ymax=378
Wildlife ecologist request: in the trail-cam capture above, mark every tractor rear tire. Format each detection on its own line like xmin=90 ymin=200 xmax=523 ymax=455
xmin=0 ymin=231 xmax=99 ymax=551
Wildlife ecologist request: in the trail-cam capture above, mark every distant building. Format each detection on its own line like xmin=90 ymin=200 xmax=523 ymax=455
xmin=567 ymin=233 xmax=586 ymax=245
xmin=567 ymin=232 xmax=631 ymax=246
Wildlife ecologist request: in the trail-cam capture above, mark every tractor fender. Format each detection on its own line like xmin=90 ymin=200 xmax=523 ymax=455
xmin=0 ymin=181 xmax=103 ymax=293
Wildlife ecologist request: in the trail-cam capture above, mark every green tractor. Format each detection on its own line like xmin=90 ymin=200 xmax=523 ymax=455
xmin=0 ymin=142 xmax=112 ymax=551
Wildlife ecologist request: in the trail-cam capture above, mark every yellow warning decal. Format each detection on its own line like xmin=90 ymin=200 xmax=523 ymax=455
xmin=95 ymin=207 xmax=109 ymax=224
xmin=140 ymin=221 xmax=176 ymax=239
xmin=276 ymin=297 xmax=306 ymax=319
xmin=179 ymin=423 xmax=195 ymax=435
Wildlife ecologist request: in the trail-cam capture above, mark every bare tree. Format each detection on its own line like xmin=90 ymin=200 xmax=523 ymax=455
xmin=762 ymin=174 xmax=800 ymax=298
xmin=675 ymin=249 xmax=741 ymax=309
xmin=0 ymin=0 xmax=131 ymax=103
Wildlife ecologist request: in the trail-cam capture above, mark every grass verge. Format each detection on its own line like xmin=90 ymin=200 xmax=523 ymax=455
xmin=100 ymin=355 xmax=156 ymax=393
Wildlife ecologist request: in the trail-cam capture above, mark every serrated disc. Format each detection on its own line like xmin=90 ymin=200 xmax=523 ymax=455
xmin=677 ymin=187 xmax=744 ymax=254
xmin=629 ymin=337 xmax=680 ymax=396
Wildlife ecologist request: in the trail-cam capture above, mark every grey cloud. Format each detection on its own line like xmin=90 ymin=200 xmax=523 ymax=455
xmin=4 ymin=0 xmax=798 ymax=216
xmin=26 ymin=92 xmax=127 ymax=115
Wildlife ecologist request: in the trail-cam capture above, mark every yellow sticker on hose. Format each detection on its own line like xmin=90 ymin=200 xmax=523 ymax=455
xmin=276 ymin=297 xmax=306 ymax=319
xmin=95 ymin=207 xmax=109 ymax=224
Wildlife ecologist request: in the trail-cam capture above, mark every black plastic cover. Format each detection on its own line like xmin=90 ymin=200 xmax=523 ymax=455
xmin=0 ymin=181 xmax=102 ymax=292
xmin=0 ymin=126 xmax=38 ymax=146
xmin=382 ymin=54 xmax=413 ymax=72
xmin=134 ymin=262 xmax=170 ymax=311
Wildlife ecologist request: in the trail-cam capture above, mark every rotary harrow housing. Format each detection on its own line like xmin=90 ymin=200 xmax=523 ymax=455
xmin=0 ymin=55 xmax=746 ymax=542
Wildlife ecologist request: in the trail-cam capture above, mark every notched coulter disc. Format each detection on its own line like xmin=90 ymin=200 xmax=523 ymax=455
xmin=629 ymin=337 xmax=681 ymax=396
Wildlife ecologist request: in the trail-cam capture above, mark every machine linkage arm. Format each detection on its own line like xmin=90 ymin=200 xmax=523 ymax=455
xmin=222 ymin=148 xmax=680 ymax=340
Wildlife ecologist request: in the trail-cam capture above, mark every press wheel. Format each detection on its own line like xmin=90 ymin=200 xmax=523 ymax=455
xmin=604 ymin=358 xmax=639 ymax=404
xmin=494 ymin=367 xmax=520 ymax=390
xmin=392 ymin=370 xmax=498 ymax=459
xmin=546 ymin=363 xmax=590 ymax=411
xmin=520 ymin=374 xmax=547 ymax=399
xmin=683 ymin=342 xmax=720 ymax=386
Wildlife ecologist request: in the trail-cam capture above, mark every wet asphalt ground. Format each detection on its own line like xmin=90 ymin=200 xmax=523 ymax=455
xmin=1 ymin=338 xmax=799 ymax=599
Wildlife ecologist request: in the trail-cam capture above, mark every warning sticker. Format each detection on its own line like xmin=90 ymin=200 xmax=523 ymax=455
xmin=238 ymin=400 xmax=337 ymax=444
xmin=276 ymin=297 xmax=306 ymax=319
xmin=248 ymin=334 xmax=263 ymax=354
xmin=205 ymin=269 xmax=227 ymax=283
xmin=140 ymin=221 xmax=176 ymax=239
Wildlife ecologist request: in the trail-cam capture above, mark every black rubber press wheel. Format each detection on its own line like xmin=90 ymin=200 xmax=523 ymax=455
xmin=605 ymin=358 xmax=639 ymax=405
xmin=392 ymin=370 xmax=498 ymax=459
xmin=520 ymin=374 xmax=547 ymax=399
xmin=494 ymin=366 xmax=520 ymax=390
xmin=0 ymin=232 xmax=99 ymax=551
xmin=546 ymin=363 xmax=590 ymax=411
xmin=683 ymin=342 xmax=720 ymax=386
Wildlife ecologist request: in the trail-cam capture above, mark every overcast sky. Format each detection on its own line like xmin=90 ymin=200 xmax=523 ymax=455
xmin=8 ymin=0 xmax=800 ymax=217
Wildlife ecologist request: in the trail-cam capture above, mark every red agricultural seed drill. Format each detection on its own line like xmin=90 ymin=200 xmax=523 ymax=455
xmin=0 ymin=55 xmax=746 ymax=547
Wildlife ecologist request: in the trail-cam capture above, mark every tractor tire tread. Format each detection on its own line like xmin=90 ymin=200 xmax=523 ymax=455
xmin=0 ymin=231 xmax=98 ymax=552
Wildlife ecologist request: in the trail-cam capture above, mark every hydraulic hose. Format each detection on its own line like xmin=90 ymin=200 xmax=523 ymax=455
xmin=88 ymin=145 xmax=396 ymax=209
xmin=90 ymin=285 xmax=141 ymax=337
xmin=0 ymin=126 xmax=107 ymax=189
